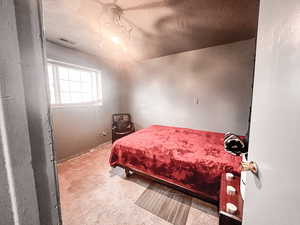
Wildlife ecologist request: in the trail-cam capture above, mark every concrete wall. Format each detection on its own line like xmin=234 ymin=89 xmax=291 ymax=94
xmin=121 ymin=39 xmax=255 ymax=135
xmin=46 ymin=42 xmax=120 ymax=161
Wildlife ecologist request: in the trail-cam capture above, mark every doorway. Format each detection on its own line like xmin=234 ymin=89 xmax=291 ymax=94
xmin=42 ymin=0 xmax=260 ymax=225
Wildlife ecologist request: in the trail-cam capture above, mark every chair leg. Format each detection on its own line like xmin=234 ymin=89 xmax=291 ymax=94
xmin=125 ymin=168 xmax=132 ymax=177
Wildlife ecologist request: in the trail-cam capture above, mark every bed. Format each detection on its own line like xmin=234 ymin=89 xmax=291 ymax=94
xmin=109 ymin=125 xmax=241 ymax=203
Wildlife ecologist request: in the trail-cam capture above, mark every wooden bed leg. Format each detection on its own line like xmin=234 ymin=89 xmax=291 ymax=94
xmin=125 ymin=168 xmax=132 ymax=177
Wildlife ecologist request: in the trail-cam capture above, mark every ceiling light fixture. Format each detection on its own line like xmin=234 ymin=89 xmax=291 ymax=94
xmin=111 ymin=36 xmax=121 ymax=45
xmin=95 ymin=0 xmax=133 ymax=40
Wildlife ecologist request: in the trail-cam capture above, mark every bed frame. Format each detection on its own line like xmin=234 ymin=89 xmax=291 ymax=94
xmin=115 ymin=165 xmax=219 ymax=206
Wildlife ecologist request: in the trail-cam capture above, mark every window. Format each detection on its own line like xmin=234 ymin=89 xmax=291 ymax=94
xmin=47 ymin=61 xmax=102 ymax=106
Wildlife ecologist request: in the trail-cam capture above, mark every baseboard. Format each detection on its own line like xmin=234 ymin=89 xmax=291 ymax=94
xmin=56 ymin=140 xmax=112 ymax=164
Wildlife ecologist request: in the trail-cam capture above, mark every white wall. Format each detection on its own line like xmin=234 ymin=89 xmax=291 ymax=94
xmin=122 ymin=39 xmax=255 ymax=135
xmin=46 ymin=41 xmax=121 ymax=161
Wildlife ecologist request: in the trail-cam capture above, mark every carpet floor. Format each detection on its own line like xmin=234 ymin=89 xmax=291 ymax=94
xmin=57 ymin=142 xmax=219 ymax=225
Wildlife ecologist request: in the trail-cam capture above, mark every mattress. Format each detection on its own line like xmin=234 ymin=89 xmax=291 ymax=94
xmin=110 ymin=125 xmax=241 ymax=201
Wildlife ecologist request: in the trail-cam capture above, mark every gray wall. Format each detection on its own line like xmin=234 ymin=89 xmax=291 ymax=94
xmin=0 ymin=0 xmax=45 ymax=224
xmin=46 ymin=42 xmax=120 ymax=161
xmin=121 ymin=39 xmax=255 ymax=135
xmin=14 ymin=1 xmax=62 ymax=224
xmin=244 ymin=0 xmax=300 ymax=224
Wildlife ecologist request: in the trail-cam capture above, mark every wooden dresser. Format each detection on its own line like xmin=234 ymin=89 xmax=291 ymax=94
xmin=219 ymin=173 xmax=244 ymax=225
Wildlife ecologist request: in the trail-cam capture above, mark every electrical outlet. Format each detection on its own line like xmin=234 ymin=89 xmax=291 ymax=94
xmin=194 ymin=96 xmax=199 ymax=105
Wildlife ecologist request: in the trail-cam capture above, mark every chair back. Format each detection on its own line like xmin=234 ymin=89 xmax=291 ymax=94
xmin=112 ymin=113 xmax=132 ymax=132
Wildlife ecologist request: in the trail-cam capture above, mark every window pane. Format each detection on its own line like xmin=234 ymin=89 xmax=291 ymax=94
xmin=82 ymin=93 xmax=90 ymax=102
xmin=81 ymin=82 xmax=89 ymax=92
xmin=69 ymin=81 xmax=81 ymax=92
xmin=91 ymin=72 xmax=97 ymax=99
xmin=47 ymin=62 xmax=102 ymax=105
xmin=81 ymin=72 xmax=91 ymax=82
xmin=48 ymin=64 xmax=53 ymax=84
xmin=59 ymin=80 xmax=70 ymax=92
xmin=47 ymin=64 xmax=56 ymax=104
xmin=58 ymin=66 xmax=69 ymax=80
xmin=69 ymin=68 xmax=81 ymax=81
xmin=61 ymin=92 xmax=71 ymax=103
xmin=49 ymin=86 xmax=55 ymax=104
xmin=70 ymin=93 xmax=83 ymax=103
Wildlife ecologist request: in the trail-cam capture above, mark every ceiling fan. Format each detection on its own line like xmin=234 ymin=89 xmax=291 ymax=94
xmin=92 ymin=0 xmax=172 ymax=37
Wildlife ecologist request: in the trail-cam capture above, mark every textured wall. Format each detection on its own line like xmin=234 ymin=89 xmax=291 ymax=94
xmin=14 ymin=0 xmax=62 ymax=224
xmin=44 ymin=0 xmax=259 ymax=60
xmin=244 ymin=0 xmax=300 ymax=224
xmin=0 ymin=1 xmax=41 ymax=224
xmin=46 ymin=42 xmax=121 ymax=161
xmin=121 ymin=39 xmax=255 ymax=135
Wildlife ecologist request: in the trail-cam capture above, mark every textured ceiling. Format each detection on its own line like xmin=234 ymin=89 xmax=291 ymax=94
xmin=44 ymin=0 xmax=259 ymax=61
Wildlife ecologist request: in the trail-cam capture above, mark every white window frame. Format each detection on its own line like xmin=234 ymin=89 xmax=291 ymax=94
xmin=47 ymin=59 xmax=103 ymax=108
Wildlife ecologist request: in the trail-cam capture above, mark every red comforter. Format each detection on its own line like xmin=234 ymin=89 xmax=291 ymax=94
xmin=110 ymin=125 xmax=241 ymax=201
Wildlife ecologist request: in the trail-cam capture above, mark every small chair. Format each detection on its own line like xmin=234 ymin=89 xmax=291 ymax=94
xmin=112 ymin=113 xmax=135 ymax=143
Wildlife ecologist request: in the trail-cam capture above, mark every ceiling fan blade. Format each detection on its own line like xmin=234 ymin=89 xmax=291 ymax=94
xmin=121 ymin=16 xmax=152 ymax=37
xmin=91 ymin=0 xmax=105 ymax=6
xmin=122 ymin=1 xmax=167 ymax=12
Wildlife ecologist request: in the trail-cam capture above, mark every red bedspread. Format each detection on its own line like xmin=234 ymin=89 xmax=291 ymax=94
xmin=110 ymin=125 xmax=241 ymax=201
